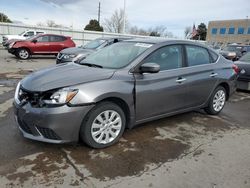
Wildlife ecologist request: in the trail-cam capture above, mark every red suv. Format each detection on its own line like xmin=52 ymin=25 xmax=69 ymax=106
xmin=8 ymin=34 xmax=75 ymax=59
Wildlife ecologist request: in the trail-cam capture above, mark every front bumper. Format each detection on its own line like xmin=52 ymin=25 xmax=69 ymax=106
xmin=8 ymin=48 xmax=16 ymax=54
xmin=13 ymin=101 xmax=94 ymax=143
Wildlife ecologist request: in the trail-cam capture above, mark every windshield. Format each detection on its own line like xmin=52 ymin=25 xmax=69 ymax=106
xmin=224 ymin=46 xmax=242 ymax=52
xmin=83 ymin=39 xmax=106 ymax=49
xmin=26 ymin=35 xmax=38 ymax=41
xmin=239 ymin=52 xmax=250 ymax=62
xmin=79 ymin=42 xmax=153 ymax=69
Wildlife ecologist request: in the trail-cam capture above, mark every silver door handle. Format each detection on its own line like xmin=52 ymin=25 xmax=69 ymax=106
xmin=176 ymin=78 xmax=186 ymax=83
xmin=210 ymin=73 xmax=218 ymax=77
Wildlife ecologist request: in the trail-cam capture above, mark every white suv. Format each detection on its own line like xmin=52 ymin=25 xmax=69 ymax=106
xmin=2 ymin=30 xmax=45 ymax=46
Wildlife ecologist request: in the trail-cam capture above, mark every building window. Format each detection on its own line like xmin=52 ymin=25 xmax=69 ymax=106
xmin=228 ymin=27 xmax=235 ymax=34
xmin=220 ymin=28 xmax=226 ymax=34
xmin=211 ymin=28 xmax=217 ymax=35
xmin=238 ymin=27 xmax=245 ymax=34
xmin=248 ymin=27 xmax=250 ymax=34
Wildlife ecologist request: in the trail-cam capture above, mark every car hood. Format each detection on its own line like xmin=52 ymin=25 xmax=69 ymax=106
xmin=21 ymin=63 xmax=115 ymax=92
xmin=60 ymin=47 xmax=95 ymax=55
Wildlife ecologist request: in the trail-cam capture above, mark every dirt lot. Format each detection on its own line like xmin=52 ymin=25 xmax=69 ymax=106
xmin=0 ymin=49 xmax=250 ymax=188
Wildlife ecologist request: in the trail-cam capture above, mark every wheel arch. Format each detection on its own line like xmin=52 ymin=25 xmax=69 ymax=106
xmin=217 ymin=82 xmax=230 ymax=100
xmin=17 ymin=47 xmax=32 ymax=54
xmin=98 ymin=97 xmax=132 ymax=129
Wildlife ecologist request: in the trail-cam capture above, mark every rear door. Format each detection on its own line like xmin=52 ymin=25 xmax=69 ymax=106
xmin=31 ymin=35 xmax=50 ymax=53
xmin=135 ymin=44 xmax=190 ymax=122
xmin=183 ymin=45 xmax=219 ymax=108
xmin=49 ymin=35 xmax=67 ymax=53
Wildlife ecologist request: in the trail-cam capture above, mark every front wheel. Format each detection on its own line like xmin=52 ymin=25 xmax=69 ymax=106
xmin=205 ymin=86 xmax=226 ymax=115
xmin=80 ymin=102 xmax=126 ymax=148
xmin=16 ymin=48 xmax=30 ymax=60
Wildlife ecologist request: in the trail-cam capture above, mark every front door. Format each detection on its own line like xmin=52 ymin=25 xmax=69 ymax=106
xmin=135 ymin=45 xmax=189 ymax=122
xmin=31 ymin=35 xmax=50 ymax=53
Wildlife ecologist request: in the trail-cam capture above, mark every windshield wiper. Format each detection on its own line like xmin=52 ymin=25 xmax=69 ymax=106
xmin=79 ymin=62 xmax=103 ymax=68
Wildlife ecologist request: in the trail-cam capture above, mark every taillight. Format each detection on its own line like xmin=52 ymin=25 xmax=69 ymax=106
xmin=232 ymin=64 xmax=239 ymax=74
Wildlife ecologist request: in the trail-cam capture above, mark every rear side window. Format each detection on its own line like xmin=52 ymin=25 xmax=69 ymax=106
xmin=143 ymin=45 xmax=183 ymax=71
xmin=185 ymin=45 xmax=210 ymax=66
xmin=209 ymin=50 xmax=219 ymax=63
xmin=50 ymin=35 xmax=66 ymax=42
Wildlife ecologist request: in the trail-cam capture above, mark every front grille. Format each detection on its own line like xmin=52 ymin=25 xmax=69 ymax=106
xmin=18 ymin=118 xmax=32 ymax=134
xmin=36 ymin=126 xmax=61 ymax=140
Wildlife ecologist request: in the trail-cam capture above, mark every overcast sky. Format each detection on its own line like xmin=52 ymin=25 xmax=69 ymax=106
xmin=1 ymin=0 xmax=250 ymax=37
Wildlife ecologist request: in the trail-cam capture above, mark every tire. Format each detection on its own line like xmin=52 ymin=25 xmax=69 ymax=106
xmin=16 ymin=48 xmax=30 ymax=60
xmin=80 ymin=102 xmax=126 ymax=148
xmin=205 ymin=86 xmax=226 ymax=115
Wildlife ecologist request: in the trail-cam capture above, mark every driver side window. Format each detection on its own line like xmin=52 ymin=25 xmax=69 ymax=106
xmin=36 ymin=36 xmax=49 ymax=42
xmin=143 ymin=45 xmax=183 ymax=71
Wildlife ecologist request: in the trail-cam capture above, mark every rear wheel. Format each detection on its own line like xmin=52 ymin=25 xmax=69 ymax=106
xmin=16 ymin=48 xmax=30 ymax=60
xmin=205 ymin=86 xmax=226 ymax=115
xmin=80 ymin=102 xmax=126 ymax=148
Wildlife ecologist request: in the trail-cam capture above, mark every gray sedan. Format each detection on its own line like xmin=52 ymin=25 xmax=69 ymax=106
xmin=13 ymin=39 xmax=237 ymax=148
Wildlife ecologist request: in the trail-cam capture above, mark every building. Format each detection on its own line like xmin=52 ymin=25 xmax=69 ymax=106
xmin=207 ymin=19 xmax=250 ymax=46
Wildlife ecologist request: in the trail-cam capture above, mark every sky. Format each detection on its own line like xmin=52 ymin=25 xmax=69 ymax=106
xmin=0 ymin=0 xmax=250 ymax=38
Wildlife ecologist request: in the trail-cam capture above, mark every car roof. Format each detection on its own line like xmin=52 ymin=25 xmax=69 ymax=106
xmin=96 ymin=37 xmax=132 ymax=41
xmin=36 ymin=34 xmax=67 ymax=37
xmin=124 ymin=38 xmax=208 ymax=46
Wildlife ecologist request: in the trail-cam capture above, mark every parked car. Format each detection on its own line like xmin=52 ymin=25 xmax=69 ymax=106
xmin=8 ymin=34 xmax=75 ymax=59
xmin=2 ymin=30 xmax=45 ymax=47
xmin=234 ymin=52 xmax=250 ymax=90
xmin=14 ymin=39 xmax=238 ymax=148
xmin=219 ymin=44 xmax=250 ymax=61
xmin=56 ymin=37 xmax=131 ymax=64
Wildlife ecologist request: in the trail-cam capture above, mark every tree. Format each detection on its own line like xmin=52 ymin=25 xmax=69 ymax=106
xmin=84 ymin=19 xmax=103 ymax=32
xmin=103 ymin=8 xmax=128 ymax=33
xmin=0 ymin=12 xmax=12 ymax=23
xmin=36 ymin=20 xmax=65 ymax=28
xmin=129 ymin=25 xmax=173 ymax=37
xmin=184 ymin=26 xmax=191 ymax=38
xmin=192 ymin=23 xmax=207 ymax=40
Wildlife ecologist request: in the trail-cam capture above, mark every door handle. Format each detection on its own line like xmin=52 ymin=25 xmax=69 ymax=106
xmin=210 ymin=73 xmax=218 ymax=77
xmin=176 ymin=77 xmax=186 ymax=83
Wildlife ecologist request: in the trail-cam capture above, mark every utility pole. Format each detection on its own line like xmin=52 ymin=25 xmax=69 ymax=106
xmin=98 ymin=1 xmax=101 ymax=24
xmin=123 ymin=0 xmax=126 ymax=33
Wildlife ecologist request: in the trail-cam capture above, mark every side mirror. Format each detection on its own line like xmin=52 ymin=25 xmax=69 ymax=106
xmin=140 ymin=63 xmax=160 ymax=74
xmin=32 ymin=39 xmax=37 ymax=43
xmin=23 ymin=34 xmax=29 ymax=37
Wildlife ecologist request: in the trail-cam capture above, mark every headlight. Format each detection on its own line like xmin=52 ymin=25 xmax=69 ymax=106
xmin=72 ymin=54 xmax=85 ymax=61
xmin=63 ymin=54 xmax=76 ymax=59
xmin=228 ymin=52 xmax=236 ymax=57
xmin=43 ymin=88 xmax=78 ymax=105
xmin=9 ymin=42 xmax=15 ymax=48
xmin=14 ymin=82 xmax=21 ymax=104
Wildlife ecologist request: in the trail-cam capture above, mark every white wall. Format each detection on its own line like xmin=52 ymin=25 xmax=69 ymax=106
xmin=0 ymin=23 xmax=149 ymax=46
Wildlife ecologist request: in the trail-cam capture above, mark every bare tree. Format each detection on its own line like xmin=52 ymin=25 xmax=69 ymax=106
xmin=184 ymin=26 xmax=191 ymax=38
xmin=36 ymin=20 xmax=65 ymax=28
xmin=103 ymin=9 xmax=128 ymax=33
xmin=129 ymin=25 xmax=173 ymax=37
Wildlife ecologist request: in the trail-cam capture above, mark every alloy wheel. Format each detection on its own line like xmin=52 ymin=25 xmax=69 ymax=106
xmin=91 ymin=110 xmax=122 ymax=144
xmin=212 ymin=90 xmax=226 ymax=112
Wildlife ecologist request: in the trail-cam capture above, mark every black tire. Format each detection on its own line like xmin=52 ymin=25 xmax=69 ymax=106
xmin=205 ymin=86 xmax=226 ymax=115
xmin=16 ymin=48 xmax=30 ymax=60
xmin=80 ymin=101 xmax=126 ymax=148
